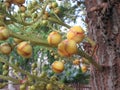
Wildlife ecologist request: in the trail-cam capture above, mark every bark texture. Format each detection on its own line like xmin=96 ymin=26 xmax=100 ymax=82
xmin=85 ymin=0 xmax=120 ymax=90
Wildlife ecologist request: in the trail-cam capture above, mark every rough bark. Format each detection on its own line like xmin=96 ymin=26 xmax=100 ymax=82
xmin=85 ymin=0 xmax=120 ymax=90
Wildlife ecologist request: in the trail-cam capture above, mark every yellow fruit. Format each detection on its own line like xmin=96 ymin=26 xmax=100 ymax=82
xmin=67 ymin=26 xmax=85 ymax=43
xmin=14 ymin=38 xmax=23 ymax=44
xmin=58 ymin=39 xmax=78 ymax=57
xmin=17 ymin=41 xmax=32 ymax=58
xmin=47 ymin=31 xmax=62 ymax=46
xmin=0 ymin=26 xmax=9 ymax=40
xmin=81 ymin=65 xmax=87 ymax=73
xmin=52 ymin=61 xmax=64 ymax=73
xmin=73 ymin=59 xmax=80 ymax=65
xmin=46 ymin=84 xmax=53 ymax=90
xmin=0 ymin=43 xmax=12 ymax=55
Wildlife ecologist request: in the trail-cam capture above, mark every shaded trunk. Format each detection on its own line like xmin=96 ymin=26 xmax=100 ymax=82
xmin=85 ymin=0 xmax=120 ymax=90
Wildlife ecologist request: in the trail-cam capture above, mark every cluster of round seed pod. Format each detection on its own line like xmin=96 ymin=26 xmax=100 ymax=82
xmin=49 ymin=2 xmax=58 ymax=9
xmin=47 ymin=26 xmax=85 ymax=57
xmin=48 ymin=2 xmax=61 ymax=15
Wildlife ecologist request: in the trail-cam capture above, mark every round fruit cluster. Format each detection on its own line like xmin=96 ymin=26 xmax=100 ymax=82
xmin=47 ymin=26 xmax=85 ymax=73
xmin=47 ymin=26 xmax=85 ymax=57
xmin=48 ymin=2 xmax=61 ymax=15
xmin=0 ymin=26 xmax=32 ymax=58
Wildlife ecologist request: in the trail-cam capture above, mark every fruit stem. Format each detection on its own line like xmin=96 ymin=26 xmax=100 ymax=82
xmin=0 ymin=56 xmax=49 ymax=83
xmin=0 ymin=75 xmax=20 ymax=84
xmin=78 ymin=49 xmax=103 ymax=71
xmin=0 ymin=57 xmax=35 ymax=79
xmin=48 ymin=17 xmax=71 ymax=28
xmin=0 ymin=0 xmax=49 ymax=26
xmin=9 ymin=30 xmax=54 ymax=48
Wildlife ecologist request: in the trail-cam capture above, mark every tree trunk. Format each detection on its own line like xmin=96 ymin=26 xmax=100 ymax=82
xmin=85 ymin=0 xmax=120 ymax=90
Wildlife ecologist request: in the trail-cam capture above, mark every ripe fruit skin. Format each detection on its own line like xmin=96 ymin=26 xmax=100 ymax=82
xmin=47 ymin=31 xmax=62 ymax=46
xmin=0 ymin=26 xmax=9 ymax=40
xmin=0 ymin=43 xmax=12 ymax=55
xmin=81 ymin=65 xmax=87 ymax=73
xmin=67 ymin=26 xmax=85 ymax=43
xmin=52 ymin=61 xmax=64 ymax=73
xmin=17 ymin=41 xmax=32 ymax=58
xmin=58 ymin=39 xmax=78 ymax=57
xmin=73 ymin=59 xmax=80 ymax=65
xmin=46 ymin=83 xmax=53 ymax=90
